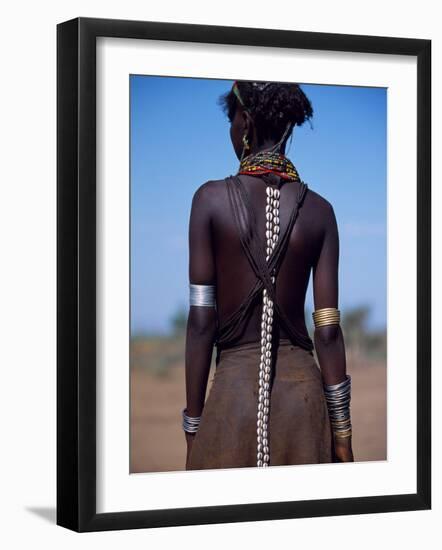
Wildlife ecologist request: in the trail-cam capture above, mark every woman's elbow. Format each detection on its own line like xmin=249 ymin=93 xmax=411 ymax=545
xmin=187 ymin=309 xmax=217 ymax=339
xmin=314 ymin=324 xmax=341 ymax=347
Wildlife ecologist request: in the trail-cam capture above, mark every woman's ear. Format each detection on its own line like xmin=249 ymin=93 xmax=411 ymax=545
xmin=240 ymin=109 xmax=249 ymax=135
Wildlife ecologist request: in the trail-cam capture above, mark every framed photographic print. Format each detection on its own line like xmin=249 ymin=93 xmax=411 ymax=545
xmin=57 ymin=17 xmax=431 ymax=532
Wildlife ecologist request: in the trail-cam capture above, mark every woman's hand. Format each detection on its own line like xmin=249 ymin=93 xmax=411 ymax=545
xmin=185 ymin=432 xmax=196 ymax=469
xmin=333 ymin=436 xmax=354 ymax=462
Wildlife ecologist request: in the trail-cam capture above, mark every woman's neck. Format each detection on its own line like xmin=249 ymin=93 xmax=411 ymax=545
xmin=249 ymin=140 xmax=286 ymax=156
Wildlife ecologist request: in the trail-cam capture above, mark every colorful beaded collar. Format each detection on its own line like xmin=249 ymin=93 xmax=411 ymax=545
xmin=239 ymin=150 xmax=300 ymax=182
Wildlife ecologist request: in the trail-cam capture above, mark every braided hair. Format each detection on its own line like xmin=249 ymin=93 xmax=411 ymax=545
xmin=219 ymin=80 xmax=313 ymax=146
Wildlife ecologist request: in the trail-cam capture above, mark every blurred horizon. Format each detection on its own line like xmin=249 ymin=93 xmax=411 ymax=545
xmin=130 ymin=301 xmax=387 ymax=472
xmin=130 ymin=76 xmax=387 ymax=336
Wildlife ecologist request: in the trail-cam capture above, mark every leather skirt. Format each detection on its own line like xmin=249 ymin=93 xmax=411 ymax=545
xmin=186 ymin=338 xmax=333 ymax=470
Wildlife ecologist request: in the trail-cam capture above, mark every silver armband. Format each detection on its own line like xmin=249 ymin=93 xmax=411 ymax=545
xmin=189 ymin=283 xmax=216 ymax=307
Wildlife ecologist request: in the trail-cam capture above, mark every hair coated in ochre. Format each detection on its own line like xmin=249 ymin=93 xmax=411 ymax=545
xmin=219 ymin=80 xmax=313 ymax=145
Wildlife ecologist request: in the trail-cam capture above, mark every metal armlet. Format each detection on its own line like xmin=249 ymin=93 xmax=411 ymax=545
xmin=312 ymin=307 xmax=340 ymax=328
xmin=189 ymin=283 xmax=216 ymax=307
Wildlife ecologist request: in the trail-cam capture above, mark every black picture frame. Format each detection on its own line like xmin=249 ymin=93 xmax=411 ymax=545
xmin=57 ymin=17 xmax=431 ymax=532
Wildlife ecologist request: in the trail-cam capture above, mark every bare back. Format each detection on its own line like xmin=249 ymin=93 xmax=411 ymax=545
xmin=188 ymin=173 xmax=339 ymax=349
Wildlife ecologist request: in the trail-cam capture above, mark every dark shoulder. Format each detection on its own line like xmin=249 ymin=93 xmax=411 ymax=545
xmin=304 ymin=187 xmax=337 ymax=225
xmin=191 ymin=178 xmax=228 ymax=209
xmin=304 ymin=187 xmax=334 ymax=212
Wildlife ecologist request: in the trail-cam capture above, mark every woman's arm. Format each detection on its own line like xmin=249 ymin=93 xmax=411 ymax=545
xmin=312 ymin=202 xmax=354 ymax=462
xmin=184 ymin=184 xmax=218 ymax=460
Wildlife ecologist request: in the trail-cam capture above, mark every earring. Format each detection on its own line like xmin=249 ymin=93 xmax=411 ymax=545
xmin=240 ymin=132 xmax=250 ymax=163
xmin=240 ymin=133 xmax=250 ymax=163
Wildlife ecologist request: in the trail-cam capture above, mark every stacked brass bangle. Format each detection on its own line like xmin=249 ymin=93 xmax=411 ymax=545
xmin=312 ymin=307 xmax=340 ymax=328
xmin=323 ymin=376 xmax=352 ymax=439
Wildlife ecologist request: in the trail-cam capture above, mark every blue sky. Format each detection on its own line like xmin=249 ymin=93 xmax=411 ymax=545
xmin=130 ymin=76 xmax=386 ymax=335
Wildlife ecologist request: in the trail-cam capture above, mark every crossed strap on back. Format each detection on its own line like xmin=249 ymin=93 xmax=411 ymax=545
xmin=215 ymin=174 xmax=314 ymax=352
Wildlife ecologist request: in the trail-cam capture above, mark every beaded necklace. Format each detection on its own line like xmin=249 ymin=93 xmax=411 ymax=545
xmin=239 ymin=150 xmax=300 ymax=182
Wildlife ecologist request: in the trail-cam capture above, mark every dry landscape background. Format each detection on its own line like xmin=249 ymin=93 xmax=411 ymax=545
xmin=130 ymin=306 xmax=386 ymax=473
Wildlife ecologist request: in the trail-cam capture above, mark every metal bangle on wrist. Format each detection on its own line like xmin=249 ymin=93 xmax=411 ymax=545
xmin=182 ymin=408 xmax=202 ymax=434
xmin=323 ymin=374 xmax=352 ymax=439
